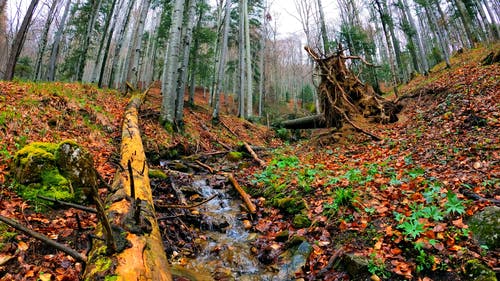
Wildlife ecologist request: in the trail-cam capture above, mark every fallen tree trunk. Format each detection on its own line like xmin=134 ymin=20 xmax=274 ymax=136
xmin=83 ymin=93 xmax=172 ymax=280
xmin=281 ymin=114 xmax=326 ymax=129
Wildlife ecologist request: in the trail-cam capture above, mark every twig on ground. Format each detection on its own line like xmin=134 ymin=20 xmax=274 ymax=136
xmin=37 ymin=195 xmax=97 ymax=213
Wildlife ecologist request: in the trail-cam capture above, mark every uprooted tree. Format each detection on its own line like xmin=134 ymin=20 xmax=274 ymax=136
xmin=281 ymin=45 xmax=401 ymax=140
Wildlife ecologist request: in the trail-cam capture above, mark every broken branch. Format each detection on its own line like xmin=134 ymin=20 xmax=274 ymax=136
xmin=225 ymin=173 xmax=257 ymax=214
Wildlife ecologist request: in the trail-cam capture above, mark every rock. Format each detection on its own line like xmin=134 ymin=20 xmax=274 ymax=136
xmin=336 ymin=253 xmax=371 ymax=281
xmin=277 ymin=241 xmax=312 ymax=280
xmin=11 ymin=141 xmax=98 ymax=203
xmin=468 ymin=206 xmax=500 ymax=250
xmin=56 ymin=140 xmax=98 ymax=200
xmin=463 ymin=259 xmax=497 ymax=281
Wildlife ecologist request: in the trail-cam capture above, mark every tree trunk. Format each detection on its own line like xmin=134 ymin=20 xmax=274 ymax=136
xmin=0 ymin=0 xmax=9 ymax=77
xmin=4 ymin=0 xmax=39 ymax=80
xmin=33 ymin=0 xmax=58 ymax=81
xmin=108 ymin=0 xmax=136 ymax=88
xmin=126 ymin=0 xmax=151 ymax=88
xmin=160 ymin=0 xmax=185 ymax=126
xmin=83 ymin=93 xmax=172 ymax=281
xmin=244 ymin=0 xmax=253 ymax=118
xmin=188 ymin=7 xmax=203 ymax=107
xmin=92 ymin=0 xmax=119 ymax=85
xmin=281 ymin=114 xmax=326 ymax=129
xmin=423 ymin=3 xmax=451 ymax=67
xmin=212 ymin=0 xmax=231 ymax=122
xmin=238 ymin=0 xmax=246 ymax=118
xmin=402 ymin=0 xmax=429 ymax=75
xmin=46 ymin=0 xmax=71 ymax=81
xmin=76 ymin=0 xmax=101 ymax=81
xmin=317 ymin=0 xmax=329 ymax=54
xmin=481 ymin=0 xmax=500 ymax=39
xmin=451 ymin=0 xmax=475 ymax=47
xmin=174 ymin=0 xmax=197 ymax=127
xmin=257 ymin=2 xmax=267 ymax=117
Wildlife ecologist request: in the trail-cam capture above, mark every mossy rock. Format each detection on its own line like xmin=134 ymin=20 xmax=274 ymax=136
xmin=468 ymin=206 xmax=500 ymax=250
xmin=274 ymin=197 xmax=305 ymax=215
xmin=148 ymin=169 xmax=168 ymax=180
xmin=12 ymin=142 xmax=59 ymax=184
xmin=463 ymin=259 xmax=497 ymax=281
xmin=292 ymin=213 xmax=311 ymax=228
xmin=226 ymin=151 xmax=243 ymax=162
xmin=11 ymin=141 xmax=96 ymax=203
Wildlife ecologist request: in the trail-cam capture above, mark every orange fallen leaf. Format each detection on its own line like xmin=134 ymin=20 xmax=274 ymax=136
xmin=452 ymin=218 xmax=468 ymax=229
xmin=18 ymin=241 xmax=29 ymax=251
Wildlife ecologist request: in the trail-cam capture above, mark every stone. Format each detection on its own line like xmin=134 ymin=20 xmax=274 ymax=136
xmin=468 ymin=206 xmax=500 ymax=250
xmin=336 ymin=253 xmax=371 ymax=281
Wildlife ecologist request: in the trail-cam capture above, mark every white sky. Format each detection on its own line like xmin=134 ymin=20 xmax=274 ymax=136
xmin=269 ymin=0 xmax=341 ymax=39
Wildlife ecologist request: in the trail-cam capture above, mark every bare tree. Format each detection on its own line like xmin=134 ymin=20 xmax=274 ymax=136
xmin=4 ymin=0 xmax=40 ymax=80
xmin=0 ymin=0 xmax=8 ymax=77
xmin=34 ymin=0 xmax=59 ymax=81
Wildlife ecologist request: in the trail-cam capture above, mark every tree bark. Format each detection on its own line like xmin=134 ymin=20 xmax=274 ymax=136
xmin=160 ymin=0 xmax=185 ymax=125
xmin=238 ymin=0 xmax=246 ymax=117
xmin=83 ymin=93 xmax=172 ymax=281
xmin=0 ymin=0 xmax=8 ymax=77
xmin=46 ymin=0 xmax=71 ymax=81
xmin=34 ymin=0 xmax=58 ymax=81
xmin=212 ymin=0 xmax=231 ymax=122
xmin=76 ymin=0 xmax=101 ymax=81
xmin=174 ymin=0 xmax=197 ymax=127
xmin=4 ymin=0 xmax=39 ymax=80
xmin=244 ymin=0 xmax=253 ymax=118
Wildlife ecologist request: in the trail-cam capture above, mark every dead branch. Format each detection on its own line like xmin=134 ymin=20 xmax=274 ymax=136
xmin=0 ymin=215 xmax=86 ymax=263
xmin=156 ymin=194 xmax=218 ymax=209
xmin=195 ymin=160 xmax=214 ymax=173
xmin=225 ymin=173 xmax=257 ymax=214
xmin=243 ymin=142 xmax=266 ymax=167
xmin=36 ymin=195 xmax=97 ymax=213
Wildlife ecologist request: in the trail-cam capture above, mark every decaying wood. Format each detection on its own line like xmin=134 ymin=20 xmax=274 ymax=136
xmin=156 ymin=194 xmax=217 ymax=209
xmin=37 ymin=195 xmax=97 ymax=213
xmin=83 ymin=90 xmax=172 ymax=280
xmin=243 ymin=142 xmax=266 ymax=167
xmin=226 ymin=173 xmax=256 ymax=214
xmin=195 ymin=160 xmax=214 ymax=173
xmin=281 ymin=45 xmax=401 ymax=141
xmin=0 ymin=215 xmax=86 ymax=263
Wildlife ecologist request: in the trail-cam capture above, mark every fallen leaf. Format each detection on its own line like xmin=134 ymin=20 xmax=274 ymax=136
xmin=0 ymin=254 xmax=14 ymax=266
xmin=18 ymin=241 xmax=29 ymax=251
xmin=39 ymin=273 xmax=52 ymax=281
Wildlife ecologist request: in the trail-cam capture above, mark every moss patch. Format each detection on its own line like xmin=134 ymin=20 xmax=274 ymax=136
xmin=292 ymin=213 xmax=311 ymax=228
xmin=11 ymin=141 xmax=95 ymax=204
xmin=463 ymin=259 xmax=497 ymax=281
xmin=274 ymin=197 xmax=306 ymax=215
xmin=149 ymin=169 xmax=168 ymax=180
xmin=227 ymin=151 xmax=243 ymax=162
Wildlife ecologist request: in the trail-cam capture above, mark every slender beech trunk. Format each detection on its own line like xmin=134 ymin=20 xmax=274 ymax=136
xmin=34 ymin=0 xmax=58 ymax=81
xmin=257 ymin=3 xmax=267 ymax=117
xmin=402 ymin=0 xmax=428 ymax=75
xmin=238 ymin=0 xmax=245 ymax=117
xmin=212 ymin=0 xmax=231 ymax=122
xmin=317 ymin=0 xmax=329 ymax=54
xmin=97 ymin=0 xmax=122 ymax=87
xmin=451 ymin=0 xmax=475 ymax=47
xmin=92 ymin=0 xmax=119 ymax=85
xmin=76 ymin=0 xmax=101 ymax=81
xmin=0 ymin=0 xmax=7 ymax=77
xmin=174 ymin=0 xmax=197 ymax=127
xmin=47 ymin=0 xmax=71 ymax=81
xmin=126 ymin=0 xmax=151 ymax=88
xmin=160 ymin=0 xmax=184 ymax=126
xmin=423 ymin=2 xmax=451 ymax=67
xmin=108 ymin=0 xmax=135 ymax=88
xmin=4 ymin=0 xmax=39 ymax=80
xmin=188 ymin=7 xmax=203 ymax=107
xmin=373 ymin=0 xmax=399 ymax=95
xmin=244 ymin=0 xmax=252 ymax=118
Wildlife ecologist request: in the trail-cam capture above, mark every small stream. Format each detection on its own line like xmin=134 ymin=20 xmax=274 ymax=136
xmin=175 ymin=177 xmax=276 ymax=280
xmin=153 ymin=160 xmax=311 ymax=281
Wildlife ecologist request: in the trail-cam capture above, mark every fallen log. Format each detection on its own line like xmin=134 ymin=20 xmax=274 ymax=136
xmin=226 ymin=173 xmax=257 ymax=214
xmin=280 ymin=114 xmax=327 ymax=129
xmin=243 ymin=142 xmax=266 ymax=167
xmin=83 ymin=93 xmax=172 ymax=280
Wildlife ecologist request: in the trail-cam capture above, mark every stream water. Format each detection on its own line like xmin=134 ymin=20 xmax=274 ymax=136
xmin=177 ymin=177 xmax=276 ymax=280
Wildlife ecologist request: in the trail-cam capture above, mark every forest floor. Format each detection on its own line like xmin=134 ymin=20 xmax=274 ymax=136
xmin=0 ymin=43 xmax=498 ymax=281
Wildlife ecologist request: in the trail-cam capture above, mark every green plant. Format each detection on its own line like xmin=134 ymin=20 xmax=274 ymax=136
xmin=368 ymin=253 xmax=391 ymax=279
xmin=444 ymin=191 xmax=465 ymax=215
xmin=398 ymin=219 xmax=426 ymax=239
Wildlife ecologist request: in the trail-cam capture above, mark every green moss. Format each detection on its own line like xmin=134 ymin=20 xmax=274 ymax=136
xmin=148 ymin=169 xmax=168 ymax=180
xmin=274 ymin=197 xmax=306 ymax=215
xmin=95 ymin=257 xmax=113 ymax=272
xmin=464 ymin=259 xmax=497 ymax=281
xmin=292 ymin=213 xmax=311 ymax=228
xmin=227 ymin=151 xmax=243 ymax=162
xmin=41 ymin=168 xmax=68 ymax=186
xmin=104 ymin=276 xmax=118 ymax=281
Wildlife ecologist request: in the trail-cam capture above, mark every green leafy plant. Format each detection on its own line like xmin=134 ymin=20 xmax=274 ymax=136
xmin=398 ymin=219 xmax=426 ymax=239
xmin=444 ymin=191 xmax=465 ymax=215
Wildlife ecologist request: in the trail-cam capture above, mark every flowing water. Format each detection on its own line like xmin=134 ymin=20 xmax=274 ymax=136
xmin=177 ymin=177 xmax=277 ymax=281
